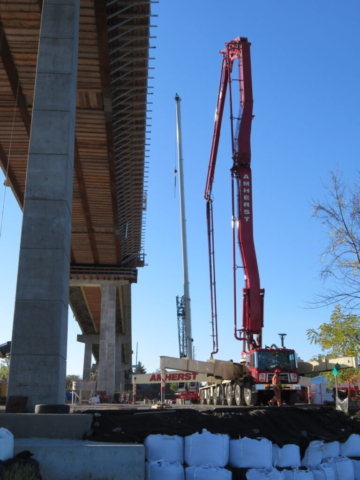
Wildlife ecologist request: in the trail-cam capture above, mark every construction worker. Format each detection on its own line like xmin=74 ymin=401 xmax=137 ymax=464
xmin=268 ymin=369 xmax=282 ymax=407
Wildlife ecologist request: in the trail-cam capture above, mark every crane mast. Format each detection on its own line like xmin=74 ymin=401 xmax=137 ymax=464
xmin=175 ymin=94 xmax=193 ymax=359
xmin=205 ymin=37 xmax=264 ymax=355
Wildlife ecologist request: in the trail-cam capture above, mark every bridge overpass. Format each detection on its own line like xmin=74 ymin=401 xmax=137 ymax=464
xmin=0 ymin=0 xmax=154 ymax=410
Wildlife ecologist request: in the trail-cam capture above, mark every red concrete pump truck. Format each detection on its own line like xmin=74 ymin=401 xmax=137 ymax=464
xmin=159 ymin=37 xmax=300 ymax=406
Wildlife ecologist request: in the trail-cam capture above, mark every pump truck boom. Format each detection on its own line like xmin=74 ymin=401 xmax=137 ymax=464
xmin=159 ymin=38 xmax=300 ymax=406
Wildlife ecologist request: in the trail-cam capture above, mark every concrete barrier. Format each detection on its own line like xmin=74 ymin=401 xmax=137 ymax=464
xmin=14 ymin=438 xmax=145 ymax=480
xmin=0 ymin=414 xmax=93 ymax=439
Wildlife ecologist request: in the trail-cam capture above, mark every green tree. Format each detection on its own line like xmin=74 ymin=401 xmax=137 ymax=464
xmin=0 ymin=357 xmax=10 ymax=378
xmin=134 ymin=361 xmax=146 ymax=374
xmin=169 ymin=382 xmax=178 ymax=392
xmin=310 ymin=170 xmax=360 ymax=311
xmin=66 ymin=374 xmax=81 ymax=392
xmin=307 ymin=305 xmax=360 ymax=394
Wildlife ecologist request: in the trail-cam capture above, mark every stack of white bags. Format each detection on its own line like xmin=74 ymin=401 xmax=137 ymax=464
xmin=145 ymin=429 xmax=231 ymax=479
xmin=144 ymin=431 xmax=360 ymax=480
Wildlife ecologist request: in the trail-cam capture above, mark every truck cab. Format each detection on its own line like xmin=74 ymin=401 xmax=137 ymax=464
xmin=244 ymin=348 xmax=300 ymax=405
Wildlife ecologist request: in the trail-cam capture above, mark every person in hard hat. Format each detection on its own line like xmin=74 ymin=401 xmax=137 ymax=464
xmin=268 ymin=369 xmax=282 ymax=407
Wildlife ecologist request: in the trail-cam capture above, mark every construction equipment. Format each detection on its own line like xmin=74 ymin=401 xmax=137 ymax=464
xmin=203 ymin=36 xmax=300 ymax=405
xmin=175 ymin=94 xmax=193 ymax=360
xmin=159 ymin=38 xmax=300 ymax=406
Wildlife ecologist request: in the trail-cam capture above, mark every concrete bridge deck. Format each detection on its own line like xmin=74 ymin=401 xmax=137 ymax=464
xmin=0 ymin=0 xmax=154 ymax=408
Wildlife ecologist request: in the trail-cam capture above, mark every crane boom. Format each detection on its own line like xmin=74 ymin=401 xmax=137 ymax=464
xmin=158 ymin=37 xmax=300 ymax=408
xmin=205 ymin=37 xmax=264 ymax=354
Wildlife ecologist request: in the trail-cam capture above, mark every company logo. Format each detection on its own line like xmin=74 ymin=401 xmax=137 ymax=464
xmin=149 ymin=372 xmax=198 ymax=382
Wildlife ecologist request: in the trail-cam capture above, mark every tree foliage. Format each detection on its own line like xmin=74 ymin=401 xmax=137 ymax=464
xmin=134 ymin=361 xmax=146 ymax=374
xmin=66 ymin=374 xmax=81 ymax=392
xmin=169 ymin=382 xmax=178 ymax=392
xmin=307 ymin=305 xmax=360 ymax=386
xmin=310 ymin=170 xmax=360 ymax=311
xmin=0 ymin=357 xmax=10 ymax=378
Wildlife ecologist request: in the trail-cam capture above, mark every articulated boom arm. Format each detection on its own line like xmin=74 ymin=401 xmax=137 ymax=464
xmin=205 ymin=37 xmax=264 ymax=355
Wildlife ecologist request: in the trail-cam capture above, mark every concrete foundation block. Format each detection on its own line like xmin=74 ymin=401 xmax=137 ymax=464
xmin=14 ymin=439 xmax=145 ymax=480
xmin=8 ymin=354 xmax=67 ymax=410
xmin=0 ymin=414 xmax=92 ymax=439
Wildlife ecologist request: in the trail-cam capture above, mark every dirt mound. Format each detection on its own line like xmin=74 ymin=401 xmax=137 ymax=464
xmin=82 ymin=406 xmax=360 ymax=454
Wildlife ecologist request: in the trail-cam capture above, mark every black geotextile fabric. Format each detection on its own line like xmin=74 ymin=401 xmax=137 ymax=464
xmin=83 ymin=406 xmax=360 ymax=456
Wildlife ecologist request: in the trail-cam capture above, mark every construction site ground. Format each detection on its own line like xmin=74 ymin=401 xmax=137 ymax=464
xmin=3 ymin=403 xmax=360 ymax=479
xmin=71 ymin=404 xmax=360 ymax=454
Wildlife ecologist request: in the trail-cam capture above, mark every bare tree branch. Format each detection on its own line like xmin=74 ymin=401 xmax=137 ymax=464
xmin=309 ymin=170 xmax=360 ymax=312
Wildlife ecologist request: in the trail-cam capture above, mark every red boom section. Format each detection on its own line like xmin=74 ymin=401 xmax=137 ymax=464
xmin=205 ymin=38 xmax=264 ymax=354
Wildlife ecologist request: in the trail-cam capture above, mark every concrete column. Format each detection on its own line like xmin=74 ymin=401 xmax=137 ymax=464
xmin=115 ymin=336 xmax=122 ymax=393
xmin=7 ymin=0 xmax=80 ymax=412
xmin=83 ymin=342 xmax=92 ymax=381
xmin=97 ymin=282 xmax=117 ymax=399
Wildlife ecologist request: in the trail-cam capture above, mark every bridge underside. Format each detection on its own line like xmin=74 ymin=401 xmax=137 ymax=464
xmin=0 ymin=0 xmax=152 ymax=400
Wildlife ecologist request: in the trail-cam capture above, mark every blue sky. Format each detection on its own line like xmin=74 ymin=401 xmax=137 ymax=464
xmin=1 ymin=1 xmax=359 ymax=376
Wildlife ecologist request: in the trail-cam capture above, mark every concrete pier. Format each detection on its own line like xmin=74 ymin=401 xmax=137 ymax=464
xmin=98 ymin=282 xmax=117 ymax=399
xmin=7 ymin=0 xmax=80 ymax=411
xmin=78 ymin=332 xmax=131 ymax=395
xmin=82 ymin=342 xmax=92 ymax=381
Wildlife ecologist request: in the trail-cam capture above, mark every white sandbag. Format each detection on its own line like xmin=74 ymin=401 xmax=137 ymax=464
xmin=341 ymin=434 xmax=360 ymax=458
xmin=246 ymin=467 xmax=284 ymax=480
xmin=230 ymin=437 xmax=272 ymax=469
xmin=322 ymin=442 xmax=340 ymax=460
xmin=282 ymin=470 xmax=314 ymax=480
xmin=144 ymin=434 xmax=184 ymax=463
xmin=0 ymin=428 xmax=14 ymax=461
xmin=301 ymin=441 xmax=325 ymax=467
xmin=273 ymin=444 xmax=301 ymax=467
xmin=185 ymin=429 xmax=229 ymax=467
xmin=185 ymin=465 xmax=232 ymax=480
xmin=323 ymin=457 xmax=354 ymax=480
xmin=352 ymin=460 xmax=360 ymax=480
xmin=146 ymin=460 xmax=184 ymax=480
xmin=311 ymin=464 xmax=336 ymax=480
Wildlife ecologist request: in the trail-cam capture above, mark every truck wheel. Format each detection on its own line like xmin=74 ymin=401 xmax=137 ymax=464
xmin=226 ymin=384 xmax=235 ymax=406
xmin=218 ymin=386 xmax=225 ymax=405
xmin=35 ymin=404 xmax=70 ymax=414
xmin=285 ymin=391 xmax=297 ymax=405
xmin=244 ymin=383 xmax=258 ymax=406
xmin=200 ymin=390 xmax=205 ymax=405
xmin=213 ymin=385 xmax=220 ymax=405
xmin=234 ymin=381 xmax=245 ymax=406
xmin=220 ymin=386 xmax=226 ymax=405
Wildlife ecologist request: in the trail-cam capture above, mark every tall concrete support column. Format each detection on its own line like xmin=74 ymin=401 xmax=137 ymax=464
xmin=98 ymin=282 xmax=117 ymax=399
xmin=7 ymin=0 xmax=80 ymax=412
xmin=115 ymin=336 xmax=123 ymax=393
xmin=83 ymin=342 xmax=92 ymax=381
